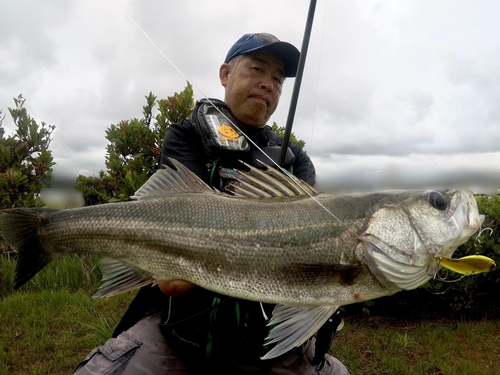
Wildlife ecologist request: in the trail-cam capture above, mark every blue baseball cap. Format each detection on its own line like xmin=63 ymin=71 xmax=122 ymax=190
xmin=224 ymin=33 xmax=300 ymax=77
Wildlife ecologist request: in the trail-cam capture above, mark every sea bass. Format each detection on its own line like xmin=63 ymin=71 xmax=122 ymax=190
xmin=0 ymin=159 xmax=483 ymax=359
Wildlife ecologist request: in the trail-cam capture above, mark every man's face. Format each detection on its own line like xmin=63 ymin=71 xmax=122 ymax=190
xmin=220 ymin=51 xmax=285 ymax=128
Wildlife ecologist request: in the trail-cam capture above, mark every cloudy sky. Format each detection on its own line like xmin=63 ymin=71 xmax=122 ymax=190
xmin=1 ymin=0 xmax=499 ymax=194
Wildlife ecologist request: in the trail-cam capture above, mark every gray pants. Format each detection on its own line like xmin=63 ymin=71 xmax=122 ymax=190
xmin=73 ymin=314 xmax=349 ymax=375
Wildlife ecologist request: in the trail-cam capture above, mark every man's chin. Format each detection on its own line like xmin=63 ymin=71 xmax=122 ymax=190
xmin=230 ymin=103 xmax=273 ymax=128
xmin=238 ymin=115 xmax=270 ymax=129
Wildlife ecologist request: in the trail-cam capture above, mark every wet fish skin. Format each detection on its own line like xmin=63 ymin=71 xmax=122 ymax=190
xmin=0 ymin=159 xmax=483 ymax=359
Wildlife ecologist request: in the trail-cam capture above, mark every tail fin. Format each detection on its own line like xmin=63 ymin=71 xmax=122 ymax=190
xmin=0 ymin=208 xmax=55 ymax=289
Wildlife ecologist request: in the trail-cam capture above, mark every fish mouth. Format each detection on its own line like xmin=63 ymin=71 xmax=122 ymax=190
xmin=438 ymin=190 xmax=484 ymax=259
xmin=453 ymin=190 xmax=483 ymax=238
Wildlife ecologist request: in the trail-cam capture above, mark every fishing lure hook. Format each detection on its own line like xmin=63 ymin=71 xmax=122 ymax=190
xmin=474 ymin=225 xmax=493 ymax=251
xmin=432 ymin=256 xmax=468 ymax=283
xmin=476 ymin=226 xmax=493 ymax=240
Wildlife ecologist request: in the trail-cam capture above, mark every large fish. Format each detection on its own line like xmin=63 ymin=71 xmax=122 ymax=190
xmin=0 ymin=159 xmax=483 ymax=359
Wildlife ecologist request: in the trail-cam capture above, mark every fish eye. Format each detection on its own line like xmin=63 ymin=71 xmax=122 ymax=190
xmin=428 ymin=191 xmax=447 ymax=210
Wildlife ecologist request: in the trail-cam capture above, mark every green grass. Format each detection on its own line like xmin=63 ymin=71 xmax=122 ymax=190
xmin=332 ymin=317 xmax=500 ymax=374
xmin=0 ymin=254 xmax=136 ymax=374
xmin=3 ymin=291 xmax=498 ymax=375
xmin=0 ymin=288 xmax=135 ymax=375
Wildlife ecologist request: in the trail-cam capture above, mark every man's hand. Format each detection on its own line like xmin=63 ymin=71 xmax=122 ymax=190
xmin=157 ymin=280 xmax=196 ymax=296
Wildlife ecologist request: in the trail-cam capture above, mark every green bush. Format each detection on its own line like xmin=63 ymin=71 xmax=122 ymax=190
xmin=76 ymin=84 xmax=194 ymax=205
xmin=0 ymin=95 xmax=55 ymax=210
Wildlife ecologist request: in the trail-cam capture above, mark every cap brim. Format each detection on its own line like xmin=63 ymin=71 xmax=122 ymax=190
xmin=241 ymin=41 xmax=300 ymax=78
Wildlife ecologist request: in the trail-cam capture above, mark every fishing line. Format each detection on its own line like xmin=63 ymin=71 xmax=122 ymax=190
xmin=123 ymin=10 xmax=348 ymax=227
xmin=123 ymin=12 xmax=209 ymax=100
xmin=306 ymin=0 xmax=329 ymax=176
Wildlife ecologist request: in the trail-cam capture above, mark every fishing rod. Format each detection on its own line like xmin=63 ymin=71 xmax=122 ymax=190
xmin=279 ymin=0 xmax=317 ymax=167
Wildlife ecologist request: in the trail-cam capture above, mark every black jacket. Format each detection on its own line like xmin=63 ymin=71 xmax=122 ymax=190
xmin=161 ymin=119 xmax=315 ymax=186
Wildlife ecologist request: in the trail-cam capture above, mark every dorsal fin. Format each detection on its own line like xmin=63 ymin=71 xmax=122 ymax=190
xmin=132 ymin=158 xmax=214 ymax=200
xmin=132 ymin=158 xmax=318 ymax=201
xmin=253 ymin=160 xmax=318 ymax=196
xmin=225 ymin=160 xmax=318 ymax=199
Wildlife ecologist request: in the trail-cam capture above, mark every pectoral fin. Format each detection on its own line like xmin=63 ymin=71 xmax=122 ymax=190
xmin=262 ymin=305 xmax=338 ymax=360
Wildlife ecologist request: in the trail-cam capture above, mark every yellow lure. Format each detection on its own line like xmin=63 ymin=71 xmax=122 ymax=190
xmin=434 ymin=255 xmax=496 ymax=275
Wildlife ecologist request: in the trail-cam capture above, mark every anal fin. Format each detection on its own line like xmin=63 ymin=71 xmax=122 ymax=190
xmin=262 ymin=305 xmax=338 ymax=360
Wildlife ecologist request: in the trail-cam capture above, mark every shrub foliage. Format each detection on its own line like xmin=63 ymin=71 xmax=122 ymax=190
xmin=76 ymin=83 xmax=194 ymax=204
xmin=0 ymin=95 xmax=55 ymax=209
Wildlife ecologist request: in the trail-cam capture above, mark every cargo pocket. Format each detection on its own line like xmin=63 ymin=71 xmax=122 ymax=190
xmin=73 ymin=332 xmax=142 ymax=375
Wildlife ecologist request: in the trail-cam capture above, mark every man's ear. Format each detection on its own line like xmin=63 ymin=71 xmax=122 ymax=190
xmin=219 ymin=63 xmax=230 ymax=87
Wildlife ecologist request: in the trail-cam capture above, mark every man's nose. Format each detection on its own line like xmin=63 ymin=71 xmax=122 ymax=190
xmin=260 ymin=76 xmax=274 ymax=91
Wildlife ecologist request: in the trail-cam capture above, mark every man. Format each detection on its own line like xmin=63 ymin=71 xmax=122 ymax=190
xmin=74 ymin=33 xmax=349 ymax=375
